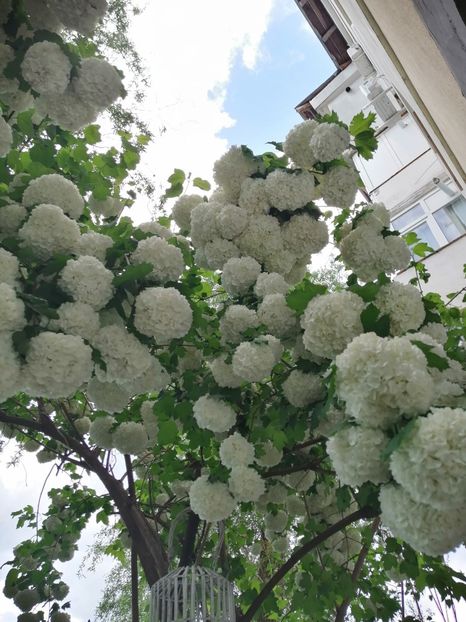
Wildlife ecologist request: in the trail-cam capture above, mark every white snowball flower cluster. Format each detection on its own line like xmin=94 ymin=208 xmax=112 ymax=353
xmin=24 ymin=332 xmax=93 ymax=398
xmin=88 ymin=195 xmax=122 ymax=219
xmin=220 ymin=432 xmax=255 ymax=468
xmin=254 ymin=272 xmax=289 ymax=298
xmin=59 ymin=255 xmax=114 ymax=310
xmin=189 ymin=475 xmax=236 ymax=522
xmin=283 ymin=120 xmax=318 ymax=169
xmin=132 ymin=236 xmax=184 ymax=283
xmin=265 ymin=170 xmax=315 ymax=212
xmin=213 ymin=146 xmax=260 ymax=202
xmin=232 ymin=336 xmax=282 ymax=383
xmin=285 ymin=495 xmax=306 ymax=517
xmin=134 ymin=287 xmax=192 ymax=342
xmin=379 ymin=484 xmax=466 ymax=556
xmin=420 ymin=322 xmax=448 ymax=345
xmin=327 ymin=426 xmax=390 ymax=486
xmin=229 ymin=466 xmax=265 ymax=501
xmin=339 ymin=223 xmax=411 ymax=282
xmin=87 ymin=378 xmax=129 ymax=414
xmin=0 ymin=202 xmax=27 ymax=235
xmin=121 ymin=357 xmax=170 ymax=396
xmin=239 ymin=178 xmax=270 ymax=215
xmin=76 ymin=231 xmax=113 ymax=262
xmin=73 ymin=57 xmax=122 ymax=109
xmin=193 ymin=395 xmax=236 ymax=433
xmin=236 ymin=215 xmax=283 ymax=264
xmin=258 ymin=293 xmax=297 ymax=339
xmin=35 ymin=88 xmax=97 ymax=132
xmin=301 ymin=292 xmax=364 ymax=359
xmin=282 ymin=213 xmax=329 ymax=257
xmin=265 ymin=510 xmax=288 ymax=532
xmin=0 ymin=333 xmax=22 ymax=402
xmin=221 ymin=256 xmax=261 ymax=296
xmin=282 ymin=370 xmax=324 ymax=408
xmin=204 ymin=238 xmax=240 ymax=270
xmin=112 ymin=422 xmax=148 ymax=455
xmin=140 ymin=400 xmax=158 ymax=441
xmin=220 ymin=305 xmax=258 ymax=344
xmin=0 ymin=247 xmax=20 ymax=287
xmin=216 ymin=204 xmax=249 ymax=239
xmin=13 ymin=588 xmax=41 ymax=612
xmin=54 ymin=301 xmax=100 ymax=341
xmin=256 ymin=441 xmax=283 ymax=467
xmin=209 ymin=355 xmax=243 ymax=388
xmin=48 ymin=0 xmax=108 ymax=35
xmin=390 ymin=407 xmax=466 ymax=510
xmin=21 ymin=41 xmax=71 ymax=96
xmin=19 ymin=204 xmax=80 ymax=259
xmin=336 ymin=333 xmax=434 ymax=428
xmin=0 ymin=283 xmax=25 ymax=331
xmin=74 ymin=416 xmax=91 ymax=435
xmin=189 ymin=202 xmax=220 ymax=247
xmin=89 ymin=414 xmax=115 ymax=449
xmin=93 ymin=324 xmax=152 ymax=384
xmin=0 ymin=117 xmax=12 ymax=157
xmin=172 ymin=194 xmax=204 ymax=231
xmin=320 ymin=164 xmax=359 ymax=209
xmin=285 ymin=470 xmax=316 ymax=491
xmin=375 ymin=282 xmax=425 ymax=336
xmin=309 ymin=123 xmax=350 ymax=162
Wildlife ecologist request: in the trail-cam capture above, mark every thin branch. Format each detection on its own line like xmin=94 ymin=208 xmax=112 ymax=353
xmin=125 ymin=454 xmax=140 ymax=622
xmin=263 ymin=458 xmax=328 ymax=479
xmin=334 ymin=517 xmax=380 ymax=622
xmin=239 ymin=507 xmax=376 ymax=622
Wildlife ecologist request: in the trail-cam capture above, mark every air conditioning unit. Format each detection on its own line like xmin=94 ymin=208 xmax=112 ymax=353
xmin=362 ymin=78 xmax=398 ymax=122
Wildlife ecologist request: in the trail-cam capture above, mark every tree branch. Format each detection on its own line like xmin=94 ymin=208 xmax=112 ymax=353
xmin=125 ymin=455 xmax=140 ymax=622
xmin=334 ymin=517 xmax=380 ymax=622
xmin=239 ymin=507 xmax=377 ymax=622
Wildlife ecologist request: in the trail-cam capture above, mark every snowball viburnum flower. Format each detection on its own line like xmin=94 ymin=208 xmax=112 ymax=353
xmin=189 ymin=475 xmax=236 ymax=522
xmin=193 ymin=395 xmax=236 ymax=433
xmin=219 ymin=432 xmax=255 ymax=468
xmin=134 ymin=287 xmax=192 ymax=342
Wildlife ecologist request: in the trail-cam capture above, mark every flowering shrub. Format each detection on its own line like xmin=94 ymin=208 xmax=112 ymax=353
xmin=0 ymin=3 xmax=465 ymax=622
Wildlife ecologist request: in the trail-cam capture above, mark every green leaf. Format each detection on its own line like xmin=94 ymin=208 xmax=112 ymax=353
xmin=360 ymin=303 xmax=390 ymax=336
xmin=113 ymin=262 xmax=153 ymax=287
xmin=164 ymin=168 xmax=186 ymax=199
xmin=349 ymin=111 xmax=377 ymax=137
xmin=158 ymin=419 xmax=178 ymax=445
xmin=412 ymin=241 xmax=433 ymax=258
xmin=403 ymin=231 xmax=419 ymax=246
xmin=83 ymin=124 xmax=102 ymax=145
xmin=16 ymin=109 xmax=35 ymax=135
xmin=266 ymin=141 xmax=284 ymax=152
xmin=18 ymin=293 xmax=59 ymax=318
xmin=122 ymin=149 xmax=140 ymax=169
xmin=192 ymin=177 xmax=211 ymax=191
xmin=411 ymin=340 xmax=450 ymax=370
xmin=286 ymin=281 xmax=327 ymax=315
xmin=381 ymin=419 xmax=417 ymax=460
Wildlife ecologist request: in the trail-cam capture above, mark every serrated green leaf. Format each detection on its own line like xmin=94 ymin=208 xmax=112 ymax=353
xmin=113 ymin=262 xmax=153 ymax=286
xmin=349 ymin=111 xmax=377 ymax=136
xmin=286 ymin=281 xmax=327 ymax=315
xmin=18 ymin=293 xmax=59 ymax=318
xmin=83 ymin=124 xmax=101 ymax=145
xmin=192 ymin=177 xmax=211 ymax=191
xmin=158 ymin=419 xmax=178 ymax=445
xmin=411 ymin=340 xmax=450 ymax=370
xmin=381 ymin=419 xmax=417 ymax=460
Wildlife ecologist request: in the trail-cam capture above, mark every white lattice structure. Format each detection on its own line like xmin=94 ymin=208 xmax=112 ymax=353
xmin=150 ymin=566 xmax=236 ymax=622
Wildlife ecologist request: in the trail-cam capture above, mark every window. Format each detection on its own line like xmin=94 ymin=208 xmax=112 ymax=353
xmin=391 ymin=193 xmax=466 ymax=252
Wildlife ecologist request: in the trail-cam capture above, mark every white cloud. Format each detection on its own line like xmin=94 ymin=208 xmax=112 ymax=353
xmin=128 ymin=0 xmax=276 ymax=220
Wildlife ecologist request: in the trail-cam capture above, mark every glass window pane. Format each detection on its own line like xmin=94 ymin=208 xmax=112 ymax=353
xmin=433 ymin=207 xmax=461 ymax=242
xmin=410 ymin=222 xmax=439 ymax=251
xmin=392 ymin=203 xmax=426 ymax=231
xmin=450 ymin=196 xmax=466 ymax=227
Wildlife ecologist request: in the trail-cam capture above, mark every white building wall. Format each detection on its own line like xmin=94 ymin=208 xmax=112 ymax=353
xmin=396 ymin=235 xmax=466 ymax=298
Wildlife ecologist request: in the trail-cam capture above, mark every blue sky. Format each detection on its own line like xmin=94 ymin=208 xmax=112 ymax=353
xmin=220 ymin=2 xmax=335 ymax=152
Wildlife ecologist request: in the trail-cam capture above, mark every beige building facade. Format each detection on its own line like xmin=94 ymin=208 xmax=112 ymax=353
xmin=295 ymin=0 xmax=466 ymax=297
